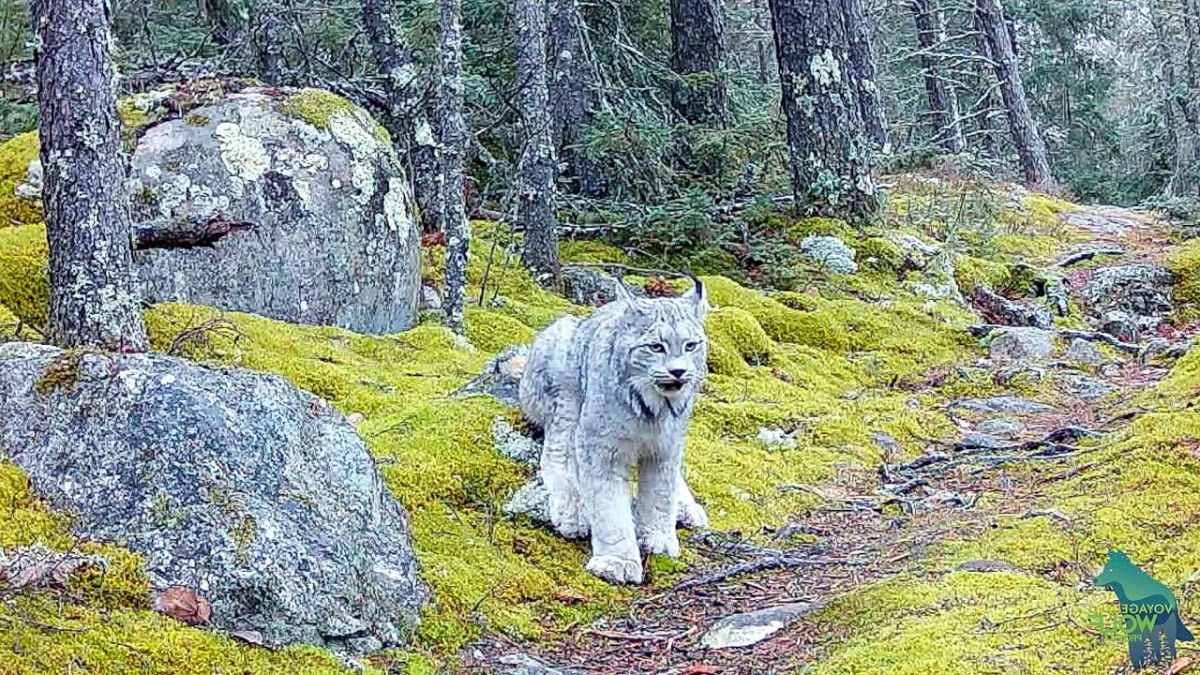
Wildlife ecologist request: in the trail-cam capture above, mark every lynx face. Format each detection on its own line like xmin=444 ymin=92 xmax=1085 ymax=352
xmin=619 ymin=288 xmax=709 ymax=401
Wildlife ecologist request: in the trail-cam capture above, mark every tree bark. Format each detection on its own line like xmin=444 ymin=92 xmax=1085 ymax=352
xmin=439 ymin=0 xmax=469 ymax=334
xmin=769 ymin=0 xmax=880 ymax=224
xmin=754 ymin=0 xmax=774 ymax=84
xmin=363 ymin=0 xmax=444 ymax=231
xmin=972 ymin=11 xmax=1001 ymax=158
xmin=256 ymin=10 xmax=285 ymax=85
xmin=976 ymin=0 xmax=1054 ymax=188
xmin=516 ymin=0 xmax=560 ymax=285
xmin=842 ymin=0 xmax=888 ymax=150
xmin=33 ymin=0 xmax=148 ymax=351
xmin=549 ymin=0 xmax=604 ymax=196
xmin=910 ymin=0 xmax=964 ymax=153
xmin=670 ymin=0 xmax=728 ymax=125
xmin=204 ymin=0 xmax=244 ymax=46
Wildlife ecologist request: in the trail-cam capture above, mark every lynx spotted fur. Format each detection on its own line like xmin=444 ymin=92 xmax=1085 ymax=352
xmin=519 ymin=278 xmax=709 ymax=584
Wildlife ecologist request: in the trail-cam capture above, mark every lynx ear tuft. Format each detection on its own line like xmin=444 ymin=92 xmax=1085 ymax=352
xmin=683 ymin=273 xmax=708 ymax=320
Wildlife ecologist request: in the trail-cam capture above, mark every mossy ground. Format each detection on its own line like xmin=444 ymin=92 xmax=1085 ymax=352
xmin=2 ymin=177 xmax=1175 ymax=674
xmin=0 ymin=132 xmax=40 ymax=228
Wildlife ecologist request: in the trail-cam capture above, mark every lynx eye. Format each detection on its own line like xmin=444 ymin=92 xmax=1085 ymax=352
xmin=684 ymin=341 xmax=699 ymax=352
xmin=648 ymin=343 xmax=666 ymax=353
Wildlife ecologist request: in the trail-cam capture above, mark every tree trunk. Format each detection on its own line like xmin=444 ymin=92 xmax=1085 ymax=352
xmin=439 ymin=0 xmax=469 ymax=334
xmin=910 ymin=0 xmax=964 ymax=153
xmin=1172 ymin=0 xmax=1200 ymax=195
xmin=516 ymin=0 xmax=560 ymax=285
xmin=33 ymin=0 xmax=148 ymax=352
xmin=549 ymin=0 xmax=604 ymax=196
xmin=842 ymin=0 xmax=888 ymax=150
xmin=204 ymin=0 xmax=244 ymax=46
xmin=670 ymin=0 xmax=728 ymax=125
xmin=256 ymin=9 xmax=285 ymax=85
xmin=363 ymin=0 xmax=445 ymax=232
xmin=976 ymin=0 xmax=1054 ymax=188
xmin=769 ymin=0 xmax=880 ymax=224
xmin=972 ymin=10 xmax=1001 ymax=158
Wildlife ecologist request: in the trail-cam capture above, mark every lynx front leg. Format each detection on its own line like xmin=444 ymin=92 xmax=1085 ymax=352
xmin=540 ymin=414 xmax=587 ymax=539
xmin=578 ymin=453 xmax=642 ymax=585
xmin=635 ymin=452 xmax=681 ymax=558
xmin=674 ymin=467 xmax=709 ymax=530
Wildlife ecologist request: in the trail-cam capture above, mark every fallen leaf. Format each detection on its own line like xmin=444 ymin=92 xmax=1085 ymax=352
xmin=552 ymin=589 xmax=594 ymax=605
xmin=155 ymin=586 xmax=213 ymax=626
xmin=1166 ymin=656 xmax=1194 ymax=675
xmin=681 ymin=665 xmax=720 ymax=674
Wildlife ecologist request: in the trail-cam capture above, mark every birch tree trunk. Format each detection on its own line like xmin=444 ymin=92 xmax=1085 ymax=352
xmin=842 ymin=0 xmax=889 ymax=150
xmin=549 ymin=0 xmax=603 ymax=196
xmin=516 ymin=0 xmax=560 ymax=285
xmin=975 ymin=0 xmax=1054 ymax=188
xmin=910 ymin=0 xmax=964 ymax=152
xmin=33 ymin=0 xmax=148 ymax=352
xmin=439 ymin=0 xmax=469 ymax=333
xmin=769 ymin=0 xmax=880 ymax=224
xmin=364 ymin=0 xmax=444 ymax=232
xmin=670 ymin=0 xmax=728 ymax=125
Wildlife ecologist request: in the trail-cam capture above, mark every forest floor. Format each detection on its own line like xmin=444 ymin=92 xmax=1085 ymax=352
xmin=467 ymin=205 xmax=1200 ymax=674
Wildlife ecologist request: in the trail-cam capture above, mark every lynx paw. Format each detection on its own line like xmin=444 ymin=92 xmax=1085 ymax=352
xmin=585 ymin=555 xmax=644 ymax=585
xmin=676 ymin=499 xmax=709 ymax=530
xmin=639 ymin=530 xmax=681 ymax=558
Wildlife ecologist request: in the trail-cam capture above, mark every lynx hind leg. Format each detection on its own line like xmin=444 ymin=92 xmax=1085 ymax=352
xmin=540 ymin=415 xmax=588 ymax=539
xmin=674 ymin=467 xmax=709 ymax=530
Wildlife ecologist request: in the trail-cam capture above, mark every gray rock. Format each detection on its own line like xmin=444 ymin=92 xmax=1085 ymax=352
xmin=492 ymin=417 xmax=541 ymax=465
xmin=975 ymin=418 xmax=1024 ymax=438
xmin=957 ymin=559 xmax=1018 ymax=573
xmin=421 ymin=285 xmax=443 ymax=311
xmin=560 ymin=267 xmax=641 ymax=307
xmin=800 ymin=235 xmax=858 ymax=275
xmin=972 ymin=286 xmax=1052 ymax=329
xmin=950 ymin=396 xmax=1054 ymax=414
xmin=960 ymin=433 xmax=1012 ymax=449
xmin=1079 ymin=264 xmax=1174 ymax=319
xmin=1056 ymin=371 xmax=1115 ymax=401
xmin=988 ymin=328 xmax=1055 ymax=362
xmin=504 ymin=479 xmax=550 ymax=523
xmin=1065 ymin=338 xmax=1105 ymax=365
xmin=128 ymin=87 xmax=421 ymax=335
xmin=452 ymin=345 xmax=529 ymax=406
xmin=872 ymin=431 xmax=903 ymax=456
xmin=1043 ymin=277 xmax=1070 ymax=317
xmin=700 ymin=602 xmax=823 ymax=649
xmin=0 ymin=343 xmax=425 ymax=651
xmin=887 ymin=233 xmax=942 ymax=265
xmin=1100 ymin=310 xmax=1140 ymax=343
xmin=497 ymin=653 xmax=580 ymax=675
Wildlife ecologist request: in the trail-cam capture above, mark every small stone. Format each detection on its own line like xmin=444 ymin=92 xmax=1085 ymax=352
xmin=960 ymin=433 xmax=1011 ymax=449
xmin=453 ymin=345 xmax=529 ymax=406
xmin=504 ymin=480 xmax=550 ymax=523
xmin=1056 ymin=371 xmax=1115 ymax=401
xmin=346 ymin=412 xmax=365 ymax=428
xmin=975 ymin=418 xmax=1024 ymax=438
xmin=1100 ymin=310 xmax=1139 ymax=343
xmin=988 ymin=328 xmax=1054 ymax=362
xmin=497 ymin=653 xmax=577 ymax=675
xmin=700 ymin=602 xmax=823 ymax=649
xmin=756 ymin=427 xmax=797 ymax=450
xmin=1065 ymin=338 xmax=1104 ymax=365
xmin=420 ymin=285 xmax=443 ymax=310
xmin=972 ymin=286 xmax=1052 ymax=329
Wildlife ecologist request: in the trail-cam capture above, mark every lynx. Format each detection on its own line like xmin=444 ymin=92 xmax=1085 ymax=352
xmin=519 ymin=278 xmax=709 ymax=584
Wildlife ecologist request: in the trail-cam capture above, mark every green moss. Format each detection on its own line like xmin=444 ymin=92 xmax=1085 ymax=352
xmin=705 ymin=307 xmax=774 ymax=367
xmin=0 ymin=132 xmax=42 ymax=227
xmin=785 ymin=216 xmax=853 ymax=241
xmin=0 ymin=223 xmax=49 ymax=328
xmin=558 ymin=240 xmax=628 ymax=264
xmin=852 ymin=237 xmax=905 ymax=274
xmin=184 ymin=113 xmax=211 ymax=126
xmin=1169 ymin=237 xmax=1200 ymax=323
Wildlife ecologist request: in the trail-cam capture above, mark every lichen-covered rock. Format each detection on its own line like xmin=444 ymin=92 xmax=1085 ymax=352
xmin=1065 ymin=338 xmax=1105 ymax=365
xmin=988 ymin=327 xmax=1055 ymax=362
xmin=0 ymin=342 xmax=425 ymax=651
xmin=559 ymin=266 xmax=641 ymax=307
xmin=971 ymin=285 xmax=1052 ymax=329
xmin=125 ymin=87 xmax=421 ymax=335
xmin=800 ymin=235 xmax=858 ymax=274
xmin=1078 ymin=264 xmax=1174 ymax=321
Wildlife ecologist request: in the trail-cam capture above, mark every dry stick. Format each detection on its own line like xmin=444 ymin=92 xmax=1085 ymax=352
xmin=673 ymin=555 xmax=868 ymax=592
xmin=1055 ymin=246 xmax=1126 ymax=267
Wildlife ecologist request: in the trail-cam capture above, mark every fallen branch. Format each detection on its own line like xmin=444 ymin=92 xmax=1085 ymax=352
xmin=1056 ymin=246 xmax=1125 ymax=267
xmin=673 ymin=554 xmax=867 ymax=592
xmin=134 ymin=214 xmax=254 ymax=251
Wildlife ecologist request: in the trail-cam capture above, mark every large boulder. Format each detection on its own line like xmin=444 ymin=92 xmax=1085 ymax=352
xmin=1078 ymin=264 xmax=1173 ymax=321
xmin=0 ymin=342 xmax=425 ymax=652
xmin=4 ymin=85 xmax=421 ymax=335
xmin=129 ymin=87 xmax=421 ymax=335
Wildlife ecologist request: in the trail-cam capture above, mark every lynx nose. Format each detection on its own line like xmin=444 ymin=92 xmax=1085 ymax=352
xmin=668 ymin=368 xmax=688 ymax=379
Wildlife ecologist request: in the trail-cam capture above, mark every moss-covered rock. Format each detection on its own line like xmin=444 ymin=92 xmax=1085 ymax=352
xmin=0 ymin=223 xmax=49 ymax=328
xmin=0 ymin=132 xmax=41 ymax=227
